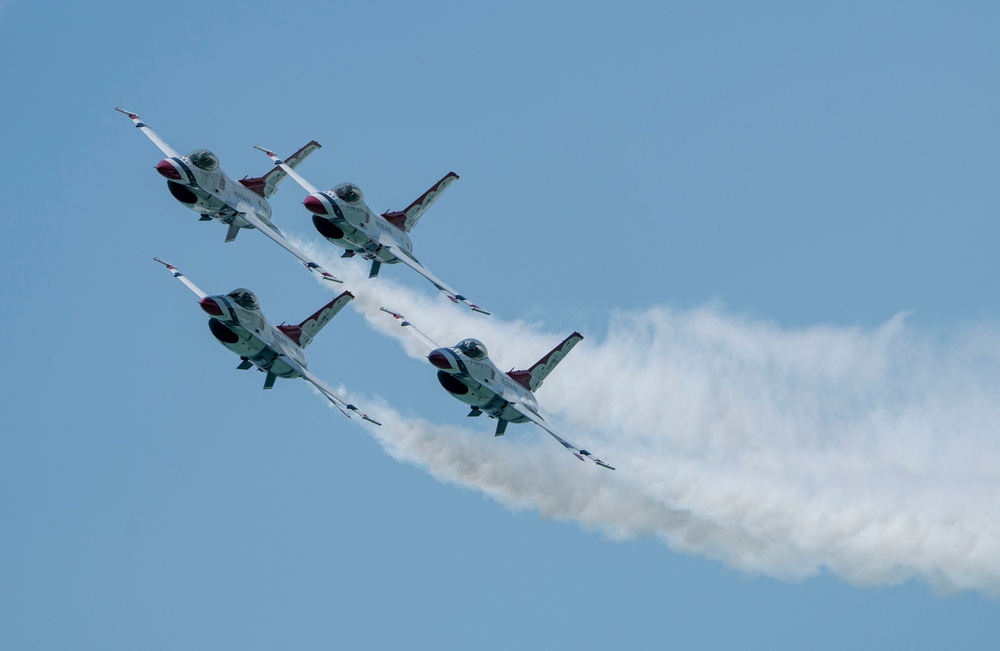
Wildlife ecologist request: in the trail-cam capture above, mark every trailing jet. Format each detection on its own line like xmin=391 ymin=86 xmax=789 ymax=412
xmin=155 ymin=257 xmax=379 ymax=425
xmin=254 ymin=145 xmax=489 ymax=315
xmin=380 ymin=308 xmax=613 ymax=469
xmin=117 ymin=108 xmax=340 ymax=283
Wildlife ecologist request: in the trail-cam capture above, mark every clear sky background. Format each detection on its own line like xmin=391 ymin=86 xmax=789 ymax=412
xmin=2 ymin=1 xmax=1000 ymax=648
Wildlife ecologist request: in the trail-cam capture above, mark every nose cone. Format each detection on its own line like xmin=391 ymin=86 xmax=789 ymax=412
xmin=303 ymin=194 xmax=329 ymax=215
xmin=199 ymin=297 xmax=224 ymax=316
xmin=155 ymin=159 xmax=182 ymax=180
xmin=428 ymin=350 xmax=453 ymax=370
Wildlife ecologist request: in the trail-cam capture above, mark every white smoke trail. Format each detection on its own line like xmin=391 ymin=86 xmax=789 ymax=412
xmin=298 ymin=238 xmax=1000 ymax=594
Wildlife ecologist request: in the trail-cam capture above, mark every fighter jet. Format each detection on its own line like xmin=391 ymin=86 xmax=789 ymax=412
xmin=380 ymin=308 xmax=613 ymax=469
xmin=117 ymin=108 xmax=340 ymax=283
xmin=155 ymin=257 xmax=379 ymax=425
xmin=254 ymin=145 xmax=489 ymax=315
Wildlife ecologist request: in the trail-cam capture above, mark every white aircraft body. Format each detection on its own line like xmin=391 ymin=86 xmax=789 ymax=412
xmin=117 ymin=108 xmax=340 ymax=283
xmin=254 ymin=145 xmax=489 ymax=315
xmin=381 ymin=308 xmax=613 ymax=469
xmin=155 ymin=257 xmax=379 ymax=425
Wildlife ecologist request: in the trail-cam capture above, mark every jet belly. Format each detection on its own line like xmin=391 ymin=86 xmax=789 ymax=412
xmin=208 ymin=318 xmax=267 ymax=360
xmin=436 ymin=370 xmax=497 ymax=406
xmin=449 ymin=385 xmax=529 ymax=424
xmin=216 ymin=176 xmax=272 ymax=220
xmin=166 ymin=181 xmax=228 ymax=215
xmin=473 ymin=365 xmax=533 ymax=423
xmin=312 ymin=214 xmax=363 ymax=250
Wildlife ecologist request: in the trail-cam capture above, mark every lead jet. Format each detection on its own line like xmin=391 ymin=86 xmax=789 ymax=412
xmin=155 ymin=257 xmax=379 ymax=425
xmin=380 ymin=308 xmax=613 ymax=469
xmin=117 ymin=108 xmax=340 ymax=283
xmin=254 ymin=145 xmax=489 ymax=315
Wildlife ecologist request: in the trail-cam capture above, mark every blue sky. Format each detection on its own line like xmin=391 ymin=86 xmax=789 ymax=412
xmin=2 ymin=1 xmax=1000 ymax=648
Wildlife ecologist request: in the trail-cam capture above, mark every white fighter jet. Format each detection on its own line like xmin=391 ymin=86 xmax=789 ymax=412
xmin=117 ymin=108 xmax=340 ymax=283
xmin=380 ymin=308 xmax=613 ymax=469
xmin=254 ymin=145 xmax=489 ymax=315
xmin=155 ymin=257 xmax=379 ymax=425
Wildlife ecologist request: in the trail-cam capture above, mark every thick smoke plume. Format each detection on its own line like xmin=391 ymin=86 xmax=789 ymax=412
xmin=305 ymin=242 xmax=1000 ymax=594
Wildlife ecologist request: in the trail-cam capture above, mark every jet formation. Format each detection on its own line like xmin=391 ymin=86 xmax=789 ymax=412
xmin=120 ymin=108 xmax=612 ymax=470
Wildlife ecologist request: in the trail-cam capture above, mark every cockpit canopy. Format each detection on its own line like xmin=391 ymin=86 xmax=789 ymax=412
xmin=187 ymin=149 xmax=219 ymax=171
xmin=456 ymin=338 xmax=488 ymax=360
xmin=227 ymin=288 xmax=259 ymax=311
xmin=332 ymin=182 xmax=363 ymax=204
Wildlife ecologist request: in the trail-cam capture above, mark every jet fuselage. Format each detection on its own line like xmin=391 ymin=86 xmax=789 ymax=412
xmin=427 ymin=342 xmax=536 ymax=424
xmin=199 ymin=290 xmax=305 ymax=379
xmin=302 ymin=187 xmax=413 ymax=263
xmin=156 ymin=152 xmax=273 ymax=230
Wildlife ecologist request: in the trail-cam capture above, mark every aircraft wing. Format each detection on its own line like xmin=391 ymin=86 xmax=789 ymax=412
xmin=379 ymin=234 xmax=490 ymax=315
xmin=154 ymin=257 xmax=208 ymax=299
xmin=379 ymin=307 xmax=443 ymax=350
xmin=116 ymin=107 xmax=181 ymax=159
xmin=279 ymin=354 xmax=381 ymax=426
xmin=509 ymin=399 xmax=615 ymax=470
xmin=254 ymin=145 xmax=321 ymax=194
xmin=235 ymin=203 xmax=342 ymax=283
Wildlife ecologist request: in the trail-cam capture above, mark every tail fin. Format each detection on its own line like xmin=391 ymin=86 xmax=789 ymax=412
xmin=240 ymin=140 xmax=321 ymax=199
xmin=277 ymin=290 xmax=353 ymax=349
xmin=507 ymin=332 xmax=584 ymax=392
xmin=381 ymin=172 xmax=458 ymax=232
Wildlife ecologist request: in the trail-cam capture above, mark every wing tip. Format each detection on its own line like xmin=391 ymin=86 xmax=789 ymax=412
xmin=153 ymin=256 xmax=176 ymax=271
xmin=380 ymin=306 xmax=405 ymax=320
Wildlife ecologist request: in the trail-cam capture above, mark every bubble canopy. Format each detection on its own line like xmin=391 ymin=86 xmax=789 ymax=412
xmin=187 ymin=149 xmax=219 ymax=171
xmin=333 ymin=182 xmax=363 ymax=204
xmin=456 ymin=338 xmax=488 ymax=360
xmin=227 ymin=288 xmax=259 ymax=311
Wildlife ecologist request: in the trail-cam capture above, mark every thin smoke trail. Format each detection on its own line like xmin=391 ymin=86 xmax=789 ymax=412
xmin=297 ymin=237 xmax=1000 ymax=594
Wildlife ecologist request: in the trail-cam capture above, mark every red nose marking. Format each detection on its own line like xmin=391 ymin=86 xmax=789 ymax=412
xmin=428 ymin=350 xmax=452 ymax=370
xmin=303 ymin=194 xmax=328 ymax=215
xmin=155 ymin=159 xmax=182 ymax=180
xmin=199 ymin=297 xmax=224 ymax=316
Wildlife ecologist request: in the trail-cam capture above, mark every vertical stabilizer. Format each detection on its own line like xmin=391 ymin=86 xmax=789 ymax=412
xmin=278 ymin=290 xmax=353 ymax=349
xmin=507 ymin=332 xmax=584 ymax=392
xmin=381 ymin=172 xmax=458 ymax=232
xmin=241 ymin=140 xmax=321 ymax=198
